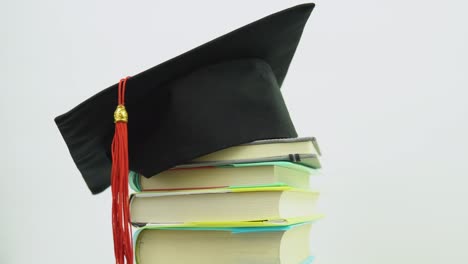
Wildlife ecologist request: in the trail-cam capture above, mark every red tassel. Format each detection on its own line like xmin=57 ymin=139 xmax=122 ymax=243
xmin=111 ymin=77 xmax=133 ymax=264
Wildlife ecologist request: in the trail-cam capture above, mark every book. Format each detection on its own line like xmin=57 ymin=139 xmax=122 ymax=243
xmin=175 ymin=137 xmax=322 ymax=169
xmin=130 ymin=187 xmax=320 ymax=226
xmin=134 ymin=222 xmax=314 ymax=264
xmin=130 ymin=161 xmax=319 ymax=191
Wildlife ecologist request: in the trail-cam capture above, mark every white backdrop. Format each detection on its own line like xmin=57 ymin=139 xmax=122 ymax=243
xmin=2 ymin=0 xmax=468 ymax=263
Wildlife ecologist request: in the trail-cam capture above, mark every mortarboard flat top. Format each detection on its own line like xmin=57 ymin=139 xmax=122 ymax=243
xmin=55 ymin=3 xmax=315 ymax=194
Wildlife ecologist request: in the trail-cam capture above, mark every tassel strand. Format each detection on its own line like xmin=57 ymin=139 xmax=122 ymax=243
xmin=111 ymin=77 xmax=133 ymax=264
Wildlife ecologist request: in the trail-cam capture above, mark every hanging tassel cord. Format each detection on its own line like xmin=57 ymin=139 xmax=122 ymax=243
xmin=111 ymin=77 xmax=133 ymax=264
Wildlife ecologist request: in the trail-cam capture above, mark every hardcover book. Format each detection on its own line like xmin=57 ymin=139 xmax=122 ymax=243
xmin=130 ymin=161 xmax=320 ymax=191
xmin=176 ymin=137 xmax=321 ymax=170
xmin=134 ymin=223 xmax=315 ymax=264
xmin=130 ymin=187 xmax=320 ymax=226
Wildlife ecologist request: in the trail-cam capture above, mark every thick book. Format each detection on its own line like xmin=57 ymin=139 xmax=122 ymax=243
xmin=134 ymin=223 xmax=315 ymax=264
xmin=129 ymin=187 xmax=320 ymax=226
xmin=130 ymin=161 xmax=320 ymax=191
xmin=174 ymin=137 xmax=321 ymax=169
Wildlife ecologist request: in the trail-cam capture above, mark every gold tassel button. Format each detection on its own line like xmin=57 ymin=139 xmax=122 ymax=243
xmin=114 ymin=105 xmax=128 ymax=123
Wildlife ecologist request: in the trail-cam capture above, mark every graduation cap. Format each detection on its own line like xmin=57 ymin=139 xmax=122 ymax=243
xmin=55 ymin=3 xmax=315 ymax=264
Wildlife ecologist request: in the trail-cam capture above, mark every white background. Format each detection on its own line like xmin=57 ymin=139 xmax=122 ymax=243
xmin=2 ymin=0 xmax=468 ymax=263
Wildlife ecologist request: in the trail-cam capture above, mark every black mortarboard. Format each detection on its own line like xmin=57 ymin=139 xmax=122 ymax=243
xmin=55 ymin=3 xmax=315 ymax=195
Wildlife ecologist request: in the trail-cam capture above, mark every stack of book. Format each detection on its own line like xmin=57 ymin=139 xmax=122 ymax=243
xmin=129 ymin=137 xmax=323 ymax=264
